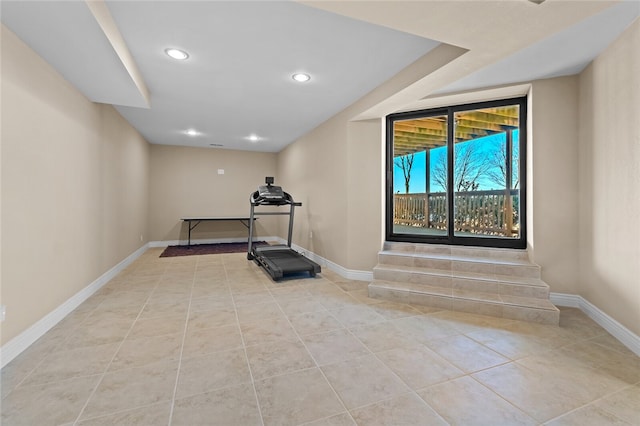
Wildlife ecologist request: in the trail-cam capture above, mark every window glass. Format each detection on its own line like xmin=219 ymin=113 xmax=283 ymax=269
xmin=387 ymin=98 xmax=526 ymax=248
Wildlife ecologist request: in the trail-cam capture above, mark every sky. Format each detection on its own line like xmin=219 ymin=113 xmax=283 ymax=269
xmin=393 ymin=130 xmax=519 ymax=194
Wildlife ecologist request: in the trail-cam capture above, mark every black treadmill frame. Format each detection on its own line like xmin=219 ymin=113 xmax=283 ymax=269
xmin=247 ymin=185 xmax=321 ymax=280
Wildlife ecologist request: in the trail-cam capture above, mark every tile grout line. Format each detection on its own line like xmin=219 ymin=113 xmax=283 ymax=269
xmin=71 ymin=262 xmax=164 ymax=425
xmin=544 ymin=381 xmax=640 ymax=425
xmin=311 ymin=282 xmax=457 ymax=421
xmin=342 ymin=303 xmax=516 ymax=418
xmin=167 ymin=257 xmax=199 ymax=426
xmin=465 ymin=330 xmax=636 ymax=425
xmin=467 ymin=372 xmax=539 ymax=423
xmin=225 ymin=256 xmax=267 ymax=426
xmin=270 ymin=279 xmax=357 ymax=425
xmin=277 ymin=280 xmax=449 ymax=418
xmin=343 ymin=322 xmax=451 ymax=423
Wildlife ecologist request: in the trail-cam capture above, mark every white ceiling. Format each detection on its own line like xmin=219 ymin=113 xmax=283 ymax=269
xmin=432 ymin=0 xmax=640 ymax=97
xmin=2 ymin=0 xmax=638 ymax=153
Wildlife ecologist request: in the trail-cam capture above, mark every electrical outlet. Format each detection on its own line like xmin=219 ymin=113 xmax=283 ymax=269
xmin=1 ymin=305 xmax=6 ymax=322
xmin=140 ymin=234 xmax=144 ymax=242
xmin=309 ymin=231 xmax=313 ymax=238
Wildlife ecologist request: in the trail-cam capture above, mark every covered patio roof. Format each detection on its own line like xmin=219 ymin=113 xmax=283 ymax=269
xmin=393 ymin=106 xmax=519 ymax=157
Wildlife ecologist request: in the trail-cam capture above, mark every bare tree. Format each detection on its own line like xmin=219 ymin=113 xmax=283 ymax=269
xmin=394 ymin=153 xmax=415 ymax=194
xmin=432 ymin=142 xmax=491 ymax=192
xmin=487 ymin=140 xmax=519 ymax=189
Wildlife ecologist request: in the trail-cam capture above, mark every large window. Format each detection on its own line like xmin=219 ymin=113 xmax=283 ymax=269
xmin=386 ymin=97 xmax=527 ymax=249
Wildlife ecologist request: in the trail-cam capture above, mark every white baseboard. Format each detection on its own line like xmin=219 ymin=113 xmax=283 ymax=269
xmin=551 ymin=293 xmax=640 ymax=357
xmin=0 ymin=244 xmax=149 ymax=369
xmin=286 ymin=241 xmax=374 ymax=282
xmin=323 ymin=260 xmax=374 ymax=282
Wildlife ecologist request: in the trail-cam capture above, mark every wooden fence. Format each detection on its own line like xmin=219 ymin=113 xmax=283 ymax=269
xmin=394 ymin=190 xmax=519 ymax=237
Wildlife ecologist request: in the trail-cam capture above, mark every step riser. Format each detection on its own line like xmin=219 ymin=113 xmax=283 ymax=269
xmin=369 ymin=285 xmax=559 ymax=326
xmin=373 ymin=268 xmax=549 ymax=299
xmin=378 ymin=254 xmax=540 ymax=278
xmin=454 ymin=277 xmax=549 ymax=299
xmin=373 ymin=268 xmax=451 ymax=288
xmin=383 ymin=242 xmax=530 ymax=261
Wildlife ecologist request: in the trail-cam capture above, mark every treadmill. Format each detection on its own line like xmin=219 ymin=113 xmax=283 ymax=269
xmin=247 ymin=177 xmax=321 ymax=281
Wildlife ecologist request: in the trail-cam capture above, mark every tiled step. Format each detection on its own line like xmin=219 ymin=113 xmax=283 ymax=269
xmin=369 ymin=279 xmax=560 ymax=325
xmin=373 ymin=263 xmax=549 ymax=299
xmin=378 ymin=250 xmax=541 ymax=278
xmin=383 ymin=241 xmax=530 ymax=261
xmin=370 ymin=242 xmax=559 ymax=325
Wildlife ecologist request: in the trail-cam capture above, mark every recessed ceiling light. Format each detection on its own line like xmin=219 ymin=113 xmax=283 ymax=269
xmin=292 ymin=73 xmax=311 ymax=83
xmin=165 ymin=48 xmax=189 ymax=60
xmin=185 ymin=129 xmax=199 ymax=136
xmin=247 ymin=134 xmax=260 ymax=142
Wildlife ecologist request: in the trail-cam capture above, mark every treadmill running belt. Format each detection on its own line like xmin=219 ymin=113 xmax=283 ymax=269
xmin=252 ymin=247 xmax=320 ymax=280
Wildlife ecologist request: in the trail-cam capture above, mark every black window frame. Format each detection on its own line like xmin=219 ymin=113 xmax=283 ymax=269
xmin=385 ymin=96 xmax=528 ymax=249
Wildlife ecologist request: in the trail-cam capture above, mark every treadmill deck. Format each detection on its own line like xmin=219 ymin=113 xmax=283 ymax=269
xmin=251 ymin=245 xmax=321 ymax=280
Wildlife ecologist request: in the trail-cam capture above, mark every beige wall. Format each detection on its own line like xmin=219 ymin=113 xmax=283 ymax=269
xmin=528 ymin=76 xmax=581 ymax=295
xmin=148 ymin=145 xmax=278 ymax=243
xmin=1 ymin=26 xmax=149 ymax=345
xmin=578 ymin=19 xmax=640 ymax=336
xmin=346 ymin=119 xmax=384 ymax=271
xmin=277 ymin=114 xmax=349 ymax=264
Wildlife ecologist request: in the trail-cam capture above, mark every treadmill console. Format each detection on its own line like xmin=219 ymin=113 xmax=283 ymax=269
xmin=258 ymin=184 xmax=285 ymax=201
xmin=251 ymin=177 xmax=294 ymax=205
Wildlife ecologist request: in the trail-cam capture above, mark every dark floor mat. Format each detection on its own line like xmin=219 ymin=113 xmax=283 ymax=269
xmin=160 ymin=241 xmax=268 ymax=257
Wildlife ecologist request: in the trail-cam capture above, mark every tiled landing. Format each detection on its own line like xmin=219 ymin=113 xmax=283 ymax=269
xmin=369 ymin=242 xmax=560 ymax=325
xmin=2 ymin=249 xmax=638 ymax=425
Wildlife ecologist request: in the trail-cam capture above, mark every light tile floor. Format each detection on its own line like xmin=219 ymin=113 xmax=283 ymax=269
xmin=2 ymin=249 xmax=639 ymax=425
